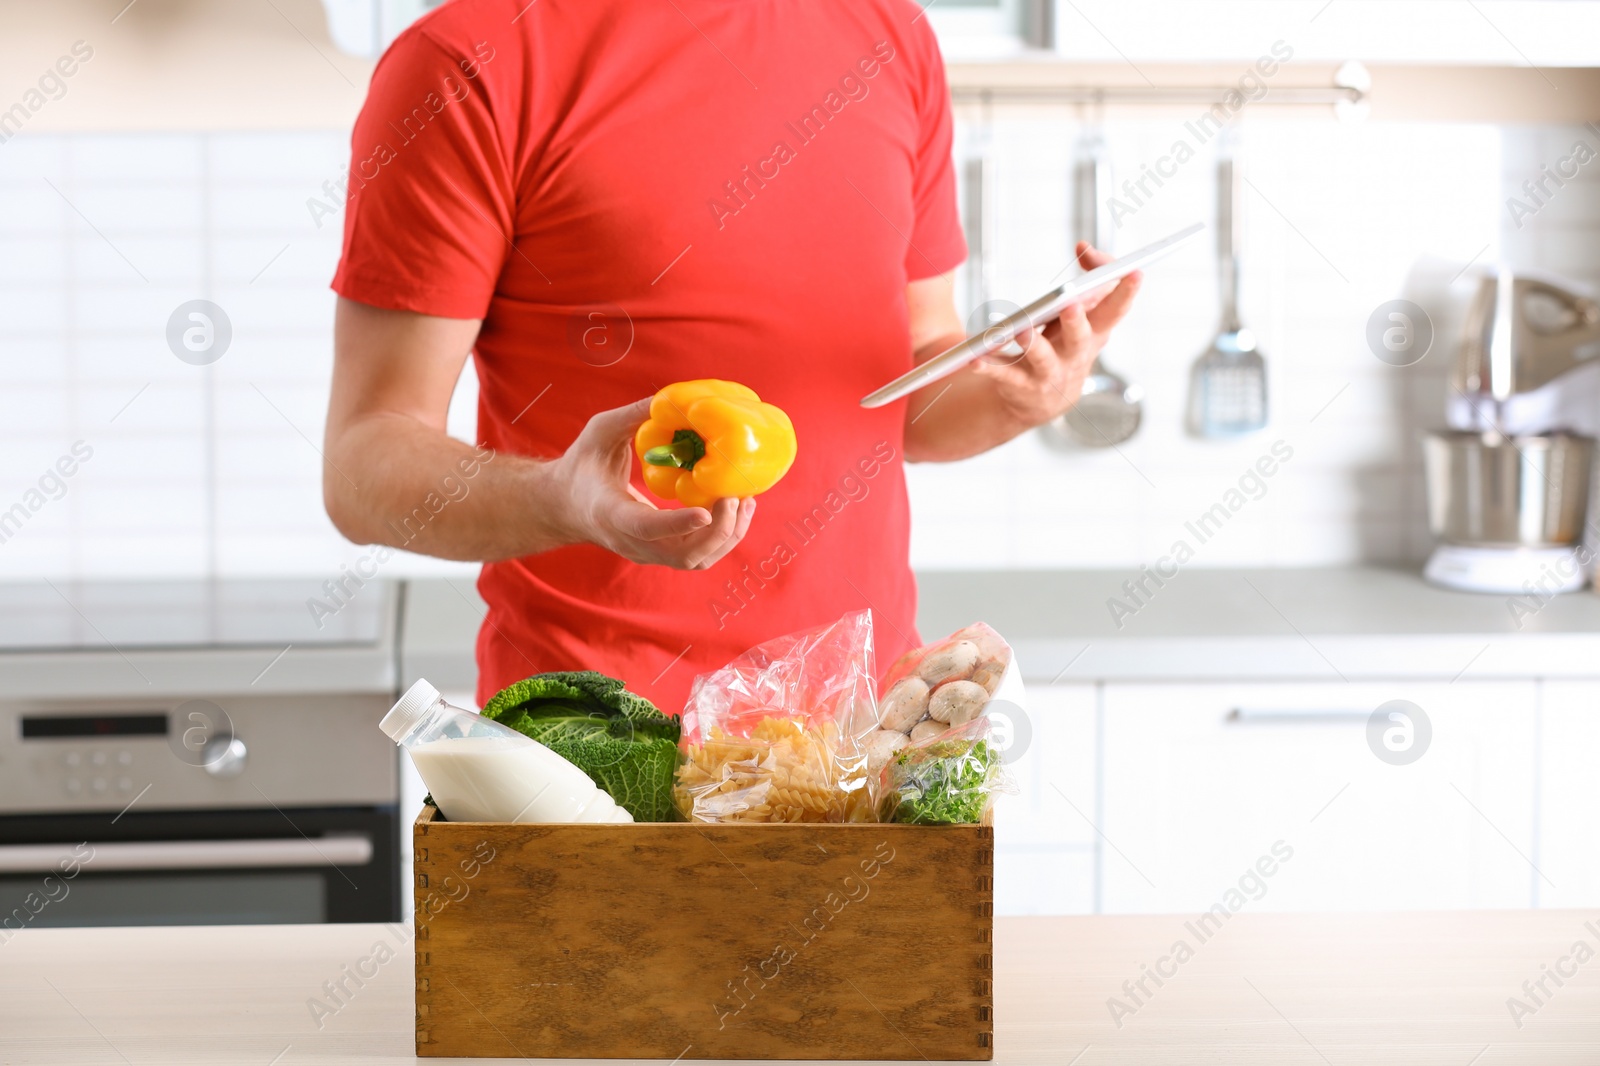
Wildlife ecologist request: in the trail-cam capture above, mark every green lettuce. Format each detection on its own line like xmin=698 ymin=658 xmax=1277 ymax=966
xmin=482 ymin=670 xmax=681 ymax=822
xmin=886 ymin=739 xmax=1001 ymax=825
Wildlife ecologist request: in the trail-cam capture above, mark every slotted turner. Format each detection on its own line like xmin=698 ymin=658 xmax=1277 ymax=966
xmin=1187 ymin=152 xmax=1267 ymax=437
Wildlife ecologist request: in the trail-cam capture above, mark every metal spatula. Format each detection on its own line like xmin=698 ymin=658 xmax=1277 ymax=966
xmin=1187 ymin=152 xmax=1267 ymax=437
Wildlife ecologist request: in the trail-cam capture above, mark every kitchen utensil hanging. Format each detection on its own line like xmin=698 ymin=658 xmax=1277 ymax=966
xmin=963 ymin=97 xmax=1031 ymax=365
xmin=960 ymin=96 xmax=1002 ymax=336
xmin=864 ymin=107 xmax=1202 ymax=410
xmin=1187 ymin=142 xmax=1268 ymax=437
xmin=962 ymin=150 xmax=993 ymax=316
xmin=1045 ymin=130 xmax=1144 ymax=448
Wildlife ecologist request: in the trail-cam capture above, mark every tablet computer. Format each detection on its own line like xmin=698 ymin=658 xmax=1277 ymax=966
xmin=860 ymin=221 xmax=1205 ymax=409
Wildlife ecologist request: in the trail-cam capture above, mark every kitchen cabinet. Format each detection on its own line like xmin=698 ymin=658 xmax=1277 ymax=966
xmin=918 ymin=570 xmax=1600 ymax=917
xmin=993 ymin=683 xmax=1097 ymax=914
xmin=1537 ymin=681 xmax=1600 ymax=908
xmin=925 ymin=0 xmax=1052 ymax=59
xmin=1048 ymin=1 xmax=1600 ymax=66
xmin=1099 ymin=681 xmax=1539 ymax=913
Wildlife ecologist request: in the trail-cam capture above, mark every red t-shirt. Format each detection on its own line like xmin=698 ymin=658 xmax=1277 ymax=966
xmin=333 ymin=0 xmax=965 ymax=713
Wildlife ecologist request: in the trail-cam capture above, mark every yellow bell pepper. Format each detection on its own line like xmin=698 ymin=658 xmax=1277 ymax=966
xmin=634 ymin=380 xmax=797 ymax=508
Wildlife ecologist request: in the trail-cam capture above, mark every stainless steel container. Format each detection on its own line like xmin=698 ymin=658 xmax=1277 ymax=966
xmin=1423 ymin=430 xmax=1594 ymax=547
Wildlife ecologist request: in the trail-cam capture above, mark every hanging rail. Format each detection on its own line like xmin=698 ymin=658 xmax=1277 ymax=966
xmin=949 ymin=84 xmax=1367 ymax=107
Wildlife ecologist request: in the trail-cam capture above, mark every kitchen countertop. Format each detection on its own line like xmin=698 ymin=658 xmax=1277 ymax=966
xmin=404 ymin=567 xmax=1600 ymax=689
xmin=0 ymin=579 xmax=400 ymax=699
xmin=3 ymin=912 xmax=1596 ymax=1063
xmin=916 ymin=566 xmax=1600 ymax=682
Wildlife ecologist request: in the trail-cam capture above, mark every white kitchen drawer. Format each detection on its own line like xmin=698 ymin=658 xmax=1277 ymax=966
xmin=1537 ymin=681 xmax=1600 ymax=908
xmin=1100 ymin=680 xmax=1538 ymax=913
xmin=994 ymin=683 xmax=1096 ymax=850
xmin=994 ymin=847 xmax=1095 ymax=916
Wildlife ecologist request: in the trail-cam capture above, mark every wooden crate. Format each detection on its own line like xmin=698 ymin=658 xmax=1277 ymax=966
xmin=413 ymin=805 xmax=994 ymax=1060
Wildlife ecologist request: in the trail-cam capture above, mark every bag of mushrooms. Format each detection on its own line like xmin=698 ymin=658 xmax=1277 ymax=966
xmin=864 ymin=624 xmax=1024 ymax=824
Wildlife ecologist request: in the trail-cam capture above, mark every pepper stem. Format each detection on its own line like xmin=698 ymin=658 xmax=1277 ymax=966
xmin=643 ymin=429 xmax=706 ymax=470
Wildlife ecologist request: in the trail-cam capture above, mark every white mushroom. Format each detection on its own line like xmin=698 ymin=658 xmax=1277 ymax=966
xmin=917 ymin=640 xmax=980 ymax=688
xmin=878 ymin=676 xmax=930 ymax=733
xmin=863 ymin=729 xmax=910 ymax=771
xmin=910 ymin=718 xmax=949 ymax=744
xmin=928 ymin=679 xmax=989 ymax=726
xmin=970 ymin=658 xmax=1008 ymax=696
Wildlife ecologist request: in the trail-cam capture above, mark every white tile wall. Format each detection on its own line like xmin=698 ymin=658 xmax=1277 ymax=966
xmin=0 ymin=120 xmax=1595 ymax=580
xmin=0 ymin=131 xmax=479 ymax=581
xmin=926 ymin=115 xmax=1600 ymax=570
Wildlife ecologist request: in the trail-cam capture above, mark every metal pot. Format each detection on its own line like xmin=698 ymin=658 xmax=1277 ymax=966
xmin=1422 ymin=430 xmax=1594 ymax=547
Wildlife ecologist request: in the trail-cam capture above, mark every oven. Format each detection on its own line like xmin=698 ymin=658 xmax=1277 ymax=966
xmin=0 ymin=806 xmax=395 ymax=927
xmin=0 ymin=579 xmax=403 ymax=928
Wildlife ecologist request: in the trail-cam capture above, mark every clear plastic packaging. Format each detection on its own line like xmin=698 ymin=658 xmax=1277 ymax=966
xmin=675 ymin=612 xmax=879 ymax=823
xmin=878 ymin=716 xmax=1009 ymax=825
xmin=864 ymin=623 xmax=1024 ymax=822
xmin=381 ymin=679 xmax=632 ymax=824
xmin=867 ymin=622 xmax=1024 ymax=752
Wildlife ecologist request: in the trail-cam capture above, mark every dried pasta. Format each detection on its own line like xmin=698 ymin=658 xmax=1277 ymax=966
xmin=675 ymin=716 xmax=872 ymax=823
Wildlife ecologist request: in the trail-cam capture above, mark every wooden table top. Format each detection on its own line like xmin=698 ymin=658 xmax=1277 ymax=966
xmin=2 ymin=912 xmax=1597 ymax=1063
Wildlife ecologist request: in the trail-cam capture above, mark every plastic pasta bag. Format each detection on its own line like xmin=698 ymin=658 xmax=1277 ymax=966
xmin=675 ymin=611 xmax=878 ymax=823
xmin=879 ymin=716 xmax=1009 ymax=825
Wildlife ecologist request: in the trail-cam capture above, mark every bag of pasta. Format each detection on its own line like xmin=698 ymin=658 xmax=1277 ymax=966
xmin=878 ymin=716 xmax=1008 ymax=825
xmin=675 ymin=611 xmax=878 ymax=823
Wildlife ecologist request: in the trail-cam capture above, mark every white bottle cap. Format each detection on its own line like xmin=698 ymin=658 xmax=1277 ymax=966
xmin=381 ymin=678 xmax=442 ymax=742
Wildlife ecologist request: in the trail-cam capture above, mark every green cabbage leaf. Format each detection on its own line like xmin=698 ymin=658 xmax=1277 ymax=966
xmin=482 ymin=670 xmax=681 ymax=822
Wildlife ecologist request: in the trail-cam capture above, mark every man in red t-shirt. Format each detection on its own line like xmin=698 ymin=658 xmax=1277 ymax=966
xmin=324 ymin=0 xmax=1141 ymax=713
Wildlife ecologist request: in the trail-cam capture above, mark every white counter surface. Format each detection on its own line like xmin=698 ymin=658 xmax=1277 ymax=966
xmin=3 ymin=913 xmax=1597 ymax=1063
xmin=917 ymin=566 xmax=1600 ymax=682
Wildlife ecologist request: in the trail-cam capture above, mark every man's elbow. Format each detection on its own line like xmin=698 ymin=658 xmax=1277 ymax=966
xmin=323 ymin=473 xmax=382 ymax=546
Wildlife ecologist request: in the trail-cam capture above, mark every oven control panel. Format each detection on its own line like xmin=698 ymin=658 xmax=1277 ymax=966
xmin=57 ymin=745 xmax=141 ymax=800
xmin=0 ymin=695 xmax=398 ymax=814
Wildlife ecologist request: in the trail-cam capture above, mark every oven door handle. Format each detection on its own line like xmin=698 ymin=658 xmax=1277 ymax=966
xmin=0 ymin=835 xmax=373 ymax=874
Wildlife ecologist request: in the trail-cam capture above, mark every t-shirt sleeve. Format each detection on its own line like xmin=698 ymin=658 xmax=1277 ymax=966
xmin=903 ymin=25 xmax=967 ymax=282
xmin=331 ymin=29 xmax=514 ymax=320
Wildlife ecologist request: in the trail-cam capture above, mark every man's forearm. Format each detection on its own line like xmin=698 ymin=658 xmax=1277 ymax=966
xmin=324 ymin=412 xmax=574 ymax=561
xmin=901 ymin=332 xmax=1033 ymax=462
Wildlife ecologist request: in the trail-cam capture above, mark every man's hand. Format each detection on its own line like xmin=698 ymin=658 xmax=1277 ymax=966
xmin=324 ymin=297 xmax=752 ymax=570
xmin=552 ymin=399 xmax=756 ymax=570
xmin=972 ymin=242 xmax=1142 ymax=428
xmin=902 ymin=242 xmax=1142 ymax=462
